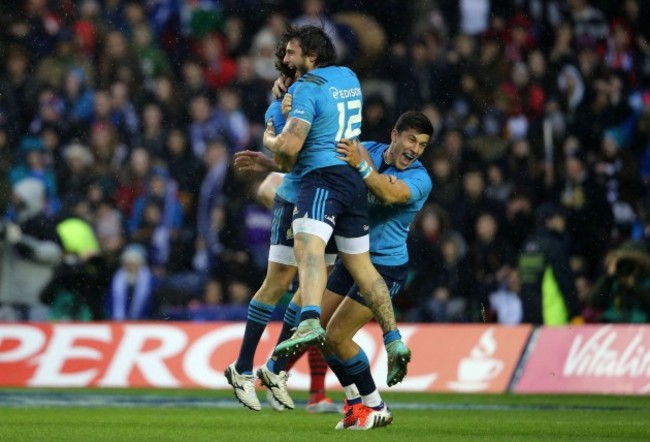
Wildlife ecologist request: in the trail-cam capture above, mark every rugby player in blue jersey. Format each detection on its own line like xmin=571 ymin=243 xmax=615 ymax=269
xmin=244 ymin=110 xmax=434 ymax=429
xmin=262 ymin=25 xmax=411 ymax=387
xmin=225 ymin=34 xmax=338 ymax=413
xmin=326 ymin=111 xmax=433 ymax=429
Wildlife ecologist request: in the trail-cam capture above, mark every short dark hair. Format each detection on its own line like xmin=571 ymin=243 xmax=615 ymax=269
xmin=394 ymin=111 xmax=434 ymax=138
xmin=282 ymin=25 xmax=336 ymax=67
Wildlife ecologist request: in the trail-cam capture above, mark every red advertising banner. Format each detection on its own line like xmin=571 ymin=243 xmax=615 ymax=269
xmin=0 ymin=323 xmax=531 ymax=392
xmin=515 ymin=325 xmax=650 ymax=395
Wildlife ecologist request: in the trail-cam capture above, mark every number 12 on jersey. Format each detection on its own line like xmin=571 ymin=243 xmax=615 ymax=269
xmin=335 ymin=99 xmax=362 ymax=141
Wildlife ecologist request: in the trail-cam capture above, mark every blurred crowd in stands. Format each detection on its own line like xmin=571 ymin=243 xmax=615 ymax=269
xmin=1 ymin=0 xmax=650 ymax=324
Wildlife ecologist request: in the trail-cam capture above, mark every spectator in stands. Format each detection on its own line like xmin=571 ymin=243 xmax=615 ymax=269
xmin=0 ymin=178 xmax=61 ymax=320
xmin=216 ymin=88 xmax=250 ymax=152
xmin=426 ymin=150 xmax=461 ymax=210
xmin=390 ymin=36 xmax=447 ymax=116
xmin=499 ymin=62 xmax=545 ymax=123
xmin=29 ymin=86 xmax=67 ymax=137
xmin=449 ymin=166 xmax=503 ymax=244
xmin=584 ymin=240 xmax=650 ymax=323
xmin=131 ymin=22 xmax=172 ymax=92
xmin=0 ymin=46 xmax=39 ymax=143
xmin=468 ymin=211 xmax=516 ymax=310
xmin=72 ymin=0 xmax=101 ymax=59
xmin=504 ymin=192 xmax=535 ymax=252
xmin=109 ymin=81 xmax=140 ymax=145
xmin=199 ymin=33 xmax=237 ymax=89
xmin=42 ymin=192 xmax=104 ymax=320
xmin=518 ymin=202 xmax=582 ymax=325
xmin=113 ymin=147 xmax=151 ymax=218
xmin=196 ymin=139 xmax=230 ymax=303
xmin=180 ymin=57 xmax=210 ymax=101
xmin=233 ymin=55 xmax=272 ymax=125
xmin=488 ymin=269 xmax=523 ymax=325
xmin=61 ymin=67 xmax=95 ymax=138
xmin=485 ymin=161 xmax=513 ymax=204
xmin=554 ymin=149 xmax=613 ymax=277
xmin=567 ymin=0 xmax=609 ymax=53
xmin=97 ymin=29 xmax=142 ymax=91
xmin=360 ymin=94 xmax=393 ymax=144
xmin=251 ymin=11 xmax=289 ymax=83
xmin=107 ymin=243 xmax=157 ymax=320
xmin=162 ymin=129 xmax=205 ymax=222
xmin=58 ymin=142 xmax=94 ymax=197
xmin=89 ymin=121 xmax=126 ymax=194
xmin=188 ymin=94 xmax=233 ymax=158
xmin=90 ymin=189 xmax=125 ymax=255
xmin=150 ymin=74 xmax=187 ymax=128
xmin=9 ymin=136 xmax=59 ymax=215
xmin=404 ymin=203 xmax=449 ymax=312
xmin=34 ymin=30 xmax=94 ymax=92
xmin=128 ymin=167 xmax=184 ymax=275
xmin=292 ymin=0 xmax=348 ymax=62
xmin=138 ymin=102 xmax=167 ymax=158
xmin=406 ymin=230 xmax=474 ymax=322
xmin=595 ymin=128 xmax=640 ymax=244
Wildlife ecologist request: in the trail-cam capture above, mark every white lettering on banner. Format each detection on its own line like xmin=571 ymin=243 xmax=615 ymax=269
xmin=564 ymin=326 xmax=650 ymax=379
xmin=0 ymin=325 xmax=45 ymax=362
xmin=99 ymin=325 xmax=188 ymax=387
xmin=184 ymin=324 xmax=249 ymax=388
xmin=29 ymin=325 xmax=112 ymax=387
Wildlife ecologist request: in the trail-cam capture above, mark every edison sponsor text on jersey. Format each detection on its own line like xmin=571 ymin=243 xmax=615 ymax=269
xmin=329 ymin=86 xmax=362 ymax=99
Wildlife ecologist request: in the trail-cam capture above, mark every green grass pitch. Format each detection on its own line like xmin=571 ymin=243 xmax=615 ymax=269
xmin=1 ymin=389 xmax=649 ymax=441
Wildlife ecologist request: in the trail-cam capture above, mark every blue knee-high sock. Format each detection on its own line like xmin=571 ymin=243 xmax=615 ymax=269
xmin=325 ymin=354 xmax=361 ymax=405
xmin=235 ymin=300 xmax=275 ymax=374
xmin=299 ymin=304 xmax=321 ymax=321
xmin=342 ymin=349 xmax=376 ymax=396
xmin=270 ymin=302 xmax=301 ymax=373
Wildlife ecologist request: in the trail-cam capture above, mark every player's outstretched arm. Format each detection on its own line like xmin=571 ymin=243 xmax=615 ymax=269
xmin=233 ymin=150 xmax=279 ymax=174
xmin=337 ymin=139 xmax=412 ymax=205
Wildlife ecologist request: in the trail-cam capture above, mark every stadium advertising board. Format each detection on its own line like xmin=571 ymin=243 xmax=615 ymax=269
xmin=0 ymin=323 xmax=531 ymax=392
xmin=515 ymin=325 xmax=650 ymax=394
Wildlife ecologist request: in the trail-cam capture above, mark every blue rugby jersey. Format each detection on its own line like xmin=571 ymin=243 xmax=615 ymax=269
xmin=363 ymin=141 xmax=432 ymax=266
xmin=287 ymin=66 xmax=363 ymax=177
xmin=264 ymin=98 xmax=300 ymax=203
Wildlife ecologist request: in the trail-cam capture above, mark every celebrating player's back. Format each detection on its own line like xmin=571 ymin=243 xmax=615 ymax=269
xmin=287 ymin=66 xmax=362 ymax=177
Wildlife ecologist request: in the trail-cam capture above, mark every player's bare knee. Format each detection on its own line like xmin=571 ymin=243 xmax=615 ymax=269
xmin=325 ymin=322 xmax=345 ymax=350
xmin=256 ymin=272 xmax=294 ymax=302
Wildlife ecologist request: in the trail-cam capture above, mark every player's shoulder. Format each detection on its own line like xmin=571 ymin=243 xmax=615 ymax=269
xmin=295 ymin=71 xmax=329 ymax=87
xmin=361 ymin=141 xmax=388 ymax=154
xmin=266 ymin=98 xmax=282 ymax=111
xmin=301 ymin=66 xmax=358 ymax=84
xmin=406 ymin=159 xmax=432 ymax=183
xmin=407 ymin=159 xmax=429 ymax=174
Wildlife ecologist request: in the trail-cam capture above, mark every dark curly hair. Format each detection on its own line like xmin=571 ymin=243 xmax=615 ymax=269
xmin=281 ymin=24 xmax=336 ymax=68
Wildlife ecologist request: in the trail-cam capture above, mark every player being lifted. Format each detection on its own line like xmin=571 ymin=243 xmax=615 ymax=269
xmin=225 ymin=33 xmax=339 ymax=414
xmin=262 ymin=25 xmax=411 ymax=385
